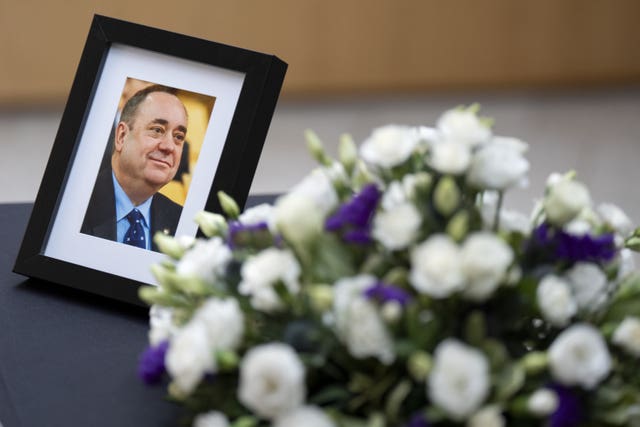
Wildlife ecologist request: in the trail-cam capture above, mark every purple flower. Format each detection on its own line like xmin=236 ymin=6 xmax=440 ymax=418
xmin=529 ymin=223 xmax=616 ymax=265
xmin=404 ymin=413 xmax=430 ymax=427
xmin=325 ymin=184 xmax=381 ymax=244
xmin=549 ymin=384 xmax=582 ymax=427
xmin=138 ymin=340 xmax=169 ymax=385
xmin=555 ymin=232 xmax=616 ymax=263
xmin=227 ymin=221 xmax=271 ymax=249
xmin=364 ymin=281 xmax=412 ymax=306
xmin=343 ymin=229 xmax=374 ymax=244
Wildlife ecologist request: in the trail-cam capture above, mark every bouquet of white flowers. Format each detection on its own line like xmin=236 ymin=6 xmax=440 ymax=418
xmin=137 ymin=105 xmax=640 ymax=427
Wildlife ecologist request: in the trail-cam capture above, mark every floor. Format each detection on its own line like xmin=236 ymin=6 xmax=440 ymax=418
xmin=1 ymin=86 xmax=640 ymax=222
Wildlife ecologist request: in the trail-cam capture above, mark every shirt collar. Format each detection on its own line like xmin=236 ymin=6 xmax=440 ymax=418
xmin=112 ymin=172 xmax=152 ymax=227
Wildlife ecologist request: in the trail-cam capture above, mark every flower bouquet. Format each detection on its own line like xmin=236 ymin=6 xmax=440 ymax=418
xmin=138 ymin=105 xmax=640 ymax=427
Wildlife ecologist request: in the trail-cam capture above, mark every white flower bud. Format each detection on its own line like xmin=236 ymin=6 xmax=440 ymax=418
xmin=537 ymin=275 xmax=577 ymax=327
xmin=527 ymin=389 xmax=558 ymax=416
xmin=467 ymin=405 xmax=505 ymax=427
xmin=612 ymin=316 xmax=640 ymax=357
xmin=360 ymin=125 xmax=420 ymax=169
xmin=193 ymin=411 xmax=230 ymax=427
xmin=598 ymin=203 xmax=634 ymax=236
xmin=381 ymin=301 xmax=403 ymax=323
xmin=194 ymin=211 xmax=228 ymax=237
xmin=217 ymin=191 xmax=240 ymax=219
xmin=544 ymin=179 xmax=591 ymax=226
xmin=339 ymin=133 xmax=358 ymax=173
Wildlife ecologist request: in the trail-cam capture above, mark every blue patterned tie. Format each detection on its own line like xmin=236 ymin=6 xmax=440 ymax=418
xmin=124 ymin=208 xmax=146 ymax=249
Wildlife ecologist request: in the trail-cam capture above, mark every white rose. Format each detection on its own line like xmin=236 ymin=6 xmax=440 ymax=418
xmin=239 ymin=203 xmax=274 ymax=227
xmin=380 ymin=175 xmax=426 ymax=210
xmin=193 ymin=298 xmax=244 ymax=351
xmin=460 ymin=232 xmax=513 ymax=301
xmin=544 ymin=179 xmax=591 ymax=226
xmin=467 ymin=141 xmax=529 ymax=191
xmin=437 ymin=109 xmax=491 ymax=146
xmin=360 ymin=125 xmax=420 ymax=168
xmin=597 ymin=203 xmax=634 ymax=236
xmin=239 ymin=248 xmax=300 ymax=312
xmin=548 ymin=323 xmax=612 ymax=389
xmin=490 ymin=136 xmax=528 ymax=153
xmin=410 ymin=235 xmax=465 ymax=298
xmin=527 ymin=388 xmax=558 ymax=416
xmin=176 ymin=237 xmax=232 ymax=284
xmin=288 ymin=168 xmax=339 ymax=215
xmin=536 ymin=275 xmax=577 ymax=327
xmin=165 ymin=320 xmax=213 ymax=394
xmin=148 ymin=304 xmax=175 ymax=346
xmin=612 ymin=317 xmax=640 ymax=357
xmin=416 ymin=125 xmax=439 ymax=145
xmin=381 ymin=181 xmax=406 ymax=210
xmin=238 ymin=343 xmax=305 ymax=419
xmin=467 ymin=405 xmax=505 ymax=427
xmin=428 ymin=339 xmax=490 ymax=420
xmin=372 ymin=202 xmax=421 ymax=250
xmin=546 ymin=172 xmax=564 ymax=187
xmin=193 ymin=411 xmax=230 ymax=427
xmin=274 ymin=193 xmax=324 ymax=246
xmin=564 ymin=219 xmax=592 ymax=236
xmin=333 ymin=275 xmax=395 ymax=364
xmin=428 ymin=139 xmax=472 ymax=174
xmin=274 ymin=406 xmax=335 ymax=427
xmin=565 ymin=262 xmax=608 ymax=311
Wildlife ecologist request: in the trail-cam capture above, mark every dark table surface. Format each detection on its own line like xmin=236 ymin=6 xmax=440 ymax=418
xmin=0 ymin=196 xmax=275 ymax=427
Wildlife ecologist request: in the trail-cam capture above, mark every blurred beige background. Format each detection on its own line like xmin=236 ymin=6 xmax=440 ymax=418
xmin=1 ymin=0 xmax=640 ymax=221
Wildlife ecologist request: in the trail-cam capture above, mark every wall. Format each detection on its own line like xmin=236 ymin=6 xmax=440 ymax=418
xmin=1 ymin=0 xmax=640 ymax=104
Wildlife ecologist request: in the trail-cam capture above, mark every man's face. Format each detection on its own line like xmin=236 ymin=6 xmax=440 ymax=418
xmin=114 ymin=92 xmax=187 ymax=191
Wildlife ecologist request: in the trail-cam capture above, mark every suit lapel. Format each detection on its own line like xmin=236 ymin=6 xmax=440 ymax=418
xmin=81 ymin=168 xmax=117 ymax=241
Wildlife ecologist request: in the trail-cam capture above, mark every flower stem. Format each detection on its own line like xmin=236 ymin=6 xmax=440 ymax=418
xmin=493 ymin=191 xmax=504 ymax=232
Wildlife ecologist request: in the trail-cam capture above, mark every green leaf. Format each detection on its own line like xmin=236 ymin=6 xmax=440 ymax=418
xmin=309 ymin=385 xmax=351 ymax=405
xmin=385 ymin=380 xmax=412 ymax=421
xmin=603 ymin=299 xmax=640 ymax=323
xmin=464 ymin=310 xmax=487 ymax=347
xmin=494 ymin=363 xmax=526 ymax=401
xmin=625 ymin=236 xmax=640 ymax=252
xmin=309 ymin=234 xmax=356 ymax=283
xmin=482 ymin=338 xmax=509 ymax=369
xmin=334 ymin=414 xmax=368 ymax=427
xmin=138 ymin=286 xmax=191 ymax=308
xmin=367 ymin=412 xmax=386 ymax=427
xmin=231 ymin=416 xmax=258 ymax=427
xmin=406 ymin=305 xmax=440 ymax=349
xmin=597 ymin=404 xmax=633 ymax=425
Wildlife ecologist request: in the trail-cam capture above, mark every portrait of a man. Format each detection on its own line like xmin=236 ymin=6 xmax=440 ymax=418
xmin=81 ymin=84 xmax=189 ymax=251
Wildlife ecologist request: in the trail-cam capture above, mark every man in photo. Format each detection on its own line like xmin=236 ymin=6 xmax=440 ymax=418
xmin=81 ymin=85 xmax=188 ymax=251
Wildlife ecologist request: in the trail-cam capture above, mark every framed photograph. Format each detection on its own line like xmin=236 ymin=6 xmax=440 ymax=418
xmin=13 ymin=15 xmax=287 ymax=306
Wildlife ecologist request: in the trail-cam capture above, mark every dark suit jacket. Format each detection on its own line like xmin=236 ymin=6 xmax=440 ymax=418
xmin=80 ymin=168 xmax=182 ymax=252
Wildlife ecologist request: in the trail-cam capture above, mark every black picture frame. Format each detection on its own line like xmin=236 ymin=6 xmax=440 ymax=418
xmin=13 ymin=15 xmax=287 ymax=306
